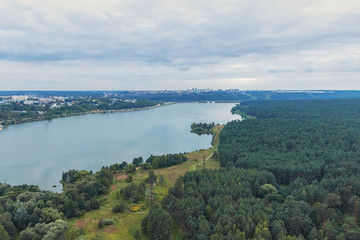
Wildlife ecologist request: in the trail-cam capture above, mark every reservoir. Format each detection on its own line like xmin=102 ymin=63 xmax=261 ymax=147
xmin=0 ymin=103 xmax=239 ymax=191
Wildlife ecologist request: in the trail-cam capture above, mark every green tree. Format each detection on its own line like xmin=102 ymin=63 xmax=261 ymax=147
xmin=126 ymin=164 xmax=136 ymax=175
xmin=19 ymin=228 xmax=40 ymax=240
xmin=0 ymin=225 xmax=9 ymax=240
xmin=132 ymin=157 xmax=143 ymax=167
xmin=14 ymin=206 xmax=30 ymax=230
xmin=146 ymin=170 xmax=157 ymax=185
xmin=253 ymin=221 xmax=271 ymax=240
xmin=142 ymin=205 xmax=171 ymax=240
xmin=126 ymin=174 xmax=133 ymax=183
xmin=40 ymin=208 xmax=64 ymax=224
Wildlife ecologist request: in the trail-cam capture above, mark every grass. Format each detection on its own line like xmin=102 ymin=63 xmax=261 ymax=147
xmin=67 ymin=125 xmax=223 ymax=240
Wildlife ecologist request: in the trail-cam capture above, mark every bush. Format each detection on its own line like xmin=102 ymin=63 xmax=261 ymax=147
xmin=126 ymin=174 xmax=133 ymax=183
xmin=112 ymin=201 xmax=126 ymax=213
xmin=90 ymin=198 xmax=100 ymax=210
xmin=98 ymin=218 xmax=114 ymax=229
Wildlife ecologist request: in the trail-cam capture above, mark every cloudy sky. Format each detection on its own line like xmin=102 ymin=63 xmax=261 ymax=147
xmin=0 ymin=0 xmax=359 ymax=90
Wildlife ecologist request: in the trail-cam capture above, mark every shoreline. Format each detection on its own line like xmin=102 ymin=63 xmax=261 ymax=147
xmin=0 ymin=102 xmax=174 ymax=129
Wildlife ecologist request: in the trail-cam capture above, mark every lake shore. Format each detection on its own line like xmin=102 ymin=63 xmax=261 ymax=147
xmin=0 ymin=102 xmax=174 ymax=129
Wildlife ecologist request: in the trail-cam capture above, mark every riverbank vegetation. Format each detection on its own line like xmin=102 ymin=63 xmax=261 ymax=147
xmin=0 ymin=98 xmax=156 ymax=127
xmin=190 ymin=122 xmax=215 ymax=135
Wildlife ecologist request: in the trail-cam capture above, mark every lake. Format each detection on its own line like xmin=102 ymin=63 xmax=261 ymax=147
xmin=0 ymin=103 xmax=240 ymax=191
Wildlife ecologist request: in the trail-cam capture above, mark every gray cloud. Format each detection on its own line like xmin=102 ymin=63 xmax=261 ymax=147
xmin=0 ymin=0 xmax=359 ymax=90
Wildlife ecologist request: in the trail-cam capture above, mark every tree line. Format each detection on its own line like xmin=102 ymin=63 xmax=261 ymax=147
xmin=0 ymin=98 xmax=156 ymax=126
xmin=191 ymin=122 xmax=215 ymax=135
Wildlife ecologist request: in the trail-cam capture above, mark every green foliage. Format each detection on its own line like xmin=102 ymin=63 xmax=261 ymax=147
xmin=126 ymin=164 xmax=136 ymax=175
xmin=40 ymin=208 xmax=64 ymax=224
xmin=18 ymin=219 xmax=68 ymax=240
xmin=190 ymin=122 xmax=215 ymax=135
xmin=259 ymin=184 xmax=277 ymax=198
xmin=140 ymin=162 xmax=152 ymax=170
xmin=120 ymin=183 xmax=145 ymax=203
xmin=112 ymin=201 xmax=126 ymax=213
xmin=67 ymin=228 xmax=86 ymax=240
xmin=146 ymin=170 xmax=157 ymax=185
xmin=98 ymin=218 xmax=114 ymax=229
xmin=126 ymin=174 xmax=133 ymax=183
xmin=146 ymin=153 xmax=187 ymax=169
xmin=0 ymin=225 xmax=9 ymax=240
xmin=220 ymin=99 xmax=360 ymax=184
xmin=132 ymin=157 xmax=143 ymax=167
xmin=0 ymin=98 xmax=156 ymax=127
xmin=141 ymin=205 xmax=171 ymax=240
xmin=159 ymin=175 xmax=165 ymax=185
xmin=162 ymin=168 xmax=275 ymax=239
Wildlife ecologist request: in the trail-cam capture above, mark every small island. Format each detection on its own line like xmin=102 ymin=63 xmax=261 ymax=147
xmin=190 ymin=122 xmax=215 ymax=135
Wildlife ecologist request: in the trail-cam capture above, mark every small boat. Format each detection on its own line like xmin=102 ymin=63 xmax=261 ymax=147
xmin=0 ymin=125 xmax=3 ymax=131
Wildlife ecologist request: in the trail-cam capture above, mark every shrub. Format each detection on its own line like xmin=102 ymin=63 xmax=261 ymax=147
xmin=98 ymin=218 xmax=114 ymax=229
xmin=112 ymin=201 xmax=126 ymax=213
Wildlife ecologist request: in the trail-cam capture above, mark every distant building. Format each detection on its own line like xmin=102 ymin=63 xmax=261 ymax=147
xmin=12 ymin=95 xmax=28 ymax=102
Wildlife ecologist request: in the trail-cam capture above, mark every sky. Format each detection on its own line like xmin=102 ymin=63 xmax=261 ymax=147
xmin=0 ymin=0 xmax=360 ymax=90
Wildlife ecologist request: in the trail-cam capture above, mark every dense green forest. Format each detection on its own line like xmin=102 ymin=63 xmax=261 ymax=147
xmin=140 ymin=99 xmax=360 ymax=240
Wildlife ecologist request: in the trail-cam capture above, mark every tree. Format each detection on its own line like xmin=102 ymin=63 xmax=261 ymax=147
xmin=341 ymin=217 xmax=360 ymax=240
xmin=112 ymin=201 xmax=126 ymax=213
xmin=132 ymin=157 xmax=143 ymax=167
xmin=14 ymin=206 xmax=30 ymax=230
xmin=146 ymin=170 xmax=157 ymax=185
xmin=259 ymin=184 xmax=277 ymax=198
xmin=197 ymin=215 xmax=211 ymax=239
xmin=126 ymin=174 xmax=133 ymax=183
xmin=0 ymin=225 xmax=9 ymax=240
xmin=40 ymin=208 xmax=64 ymax=224
xmin=42 ymin=219 xmax=68 ymax=240
xmin=312 ymin=202 xmax=327 ymax=227
xmin=349 ymin=196 xmax=360 ymax=221
xmin=271 ymin=219 xmax=287 ymax=240
xmin=126 ymin=164 xmax=136 ymax=175
xmin=19 ymin=228 xmax=40 ymax=240
xmin=142 ymin=205 xmax=171 ymax=240
xmin=253 ymin=221 xmax=271 ymax=240
xmin=159 ymin=175 xmax=165 ymax=186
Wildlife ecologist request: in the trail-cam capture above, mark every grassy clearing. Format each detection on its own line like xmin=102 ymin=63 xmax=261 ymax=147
xmin=67 ymin=125 xmax=223 ymax=240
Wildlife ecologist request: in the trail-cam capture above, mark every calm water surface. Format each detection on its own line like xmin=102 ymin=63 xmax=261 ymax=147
xmin=0 ymin=103 xmax=239 ymax=191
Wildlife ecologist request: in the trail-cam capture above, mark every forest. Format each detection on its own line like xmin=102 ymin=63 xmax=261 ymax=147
xmin=142 ymin=99 xmax=360 ymax=240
